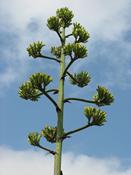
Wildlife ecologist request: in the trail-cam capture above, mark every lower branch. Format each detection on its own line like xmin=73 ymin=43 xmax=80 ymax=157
xmin=37 ymin=144 xmax=56 ymax=155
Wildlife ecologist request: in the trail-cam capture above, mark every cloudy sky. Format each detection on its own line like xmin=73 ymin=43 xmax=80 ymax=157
xmin=0 ymin=0 xmax=131 ymax=175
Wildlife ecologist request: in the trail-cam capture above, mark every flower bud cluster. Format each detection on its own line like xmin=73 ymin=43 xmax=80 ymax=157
xmin=64 ymin=43 xmax=87 ymax=59
xmin=51 ymin=46 xmax=62 ymax=58
xmin=19 ymin=73 xmax=52 ymax=101
xmin=84 ymin=107 xmax=106 ymax=126
xmin=93 ymin=86 xmax=114 ymax=106
xmin=27 ymin=41 xmax=45 ymax=58
xmin=72 ymin=23 xmax=90 ymax=43
xmin=28 ymin=132 xmax=41 ymax=146
xmin=47 ymin=7 xmax=74 ymax=31
xmin=18 ymin=81 xmax=40 ymax=101
xmin=69 ymin=71 xmax=91 ymax=87
xmin=42 ymin=125 xmax=57 ymax=143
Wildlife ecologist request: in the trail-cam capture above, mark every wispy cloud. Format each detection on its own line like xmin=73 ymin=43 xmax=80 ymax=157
xmin=0 ymin=67 xmax=17 ymax=88
xmin=0 ymin=0 xmax=131 ymax=90
xmin=0 ymin=146 xmax=131 ymax=175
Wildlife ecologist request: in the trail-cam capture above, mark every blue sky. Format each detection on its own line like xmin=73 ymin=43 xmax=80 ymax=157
xmin=0 ymin=0 xmax=131 ymax=175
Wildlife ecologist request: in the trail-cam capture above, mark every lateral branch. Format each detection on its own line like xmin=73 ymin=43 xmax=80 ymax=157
xmin=46 ymin=89 xmax=59 ymax=94
xmin=37 ymin=144 xmax=56 ymax=155
xmin=63 ymin=123 xmax=92 ymax=138
xmin=65 ymin=33 xmax=73 ymax=38
xmin=67 ymin=71 xmax=80 ymax=84
xmin=62 ymin=59 xmax=75 ymax=79
xmin=64 ymin=97 xmax=96 ymax=104
xmin=34 ymin=89 xmax=60 ymax=111
xmin=42 ymin=91 xmax=61 ymax=112
xmin=56 ymin=31 xmax=63 ymax=43
xmin=40 ymin=55 xmax=60 ymax=63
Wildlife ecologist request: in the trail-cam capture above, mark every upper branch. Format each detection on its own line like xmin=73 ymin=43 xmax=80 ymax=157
xmin=61 ymin=59 xmax=76 ymax=79
xmin=40 ymin=55 xmax=60 ymax=63
xmin=62 ymin=123 xmax=92 ymax=138
xmin=42 ymin=90 xmax=61 ymax=112
xmin=27 ymin=42 xmax=60 ymax=63
xmin=67 ymin=71 xmax=80 ymax=84
xmin=64 ymin=97 xmax=96 ymax=104
xmin=35 ymin=89 xmax=58 ymax=98
xmin=46 ymin=89 xmax=59 ymax=94
xmin=65 ymin=34 xmax=73 ymax=38
xmin=56 ymin=31 xmax=63 ymax=43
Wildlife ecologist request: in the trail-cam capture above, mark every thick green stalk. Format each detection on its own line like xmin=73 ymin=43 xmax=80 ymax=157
xmin=54 ymin=27 xmax=65 ymax=175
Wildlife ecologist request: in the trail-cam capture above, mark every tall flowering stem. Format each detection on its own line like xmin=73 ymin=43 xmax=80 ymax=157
xmin=18 ymin=7 xmax=114 ymax=175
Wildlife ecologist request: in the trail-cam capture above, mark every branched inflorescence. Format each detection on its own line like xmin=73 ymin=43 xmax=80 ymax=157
xmin=18 ymin=7 xmax=114 ymax=175
xmin=84 ymin=107 xmax=106 ymax=126
xmin=69 ymin=71 xmax=91 ymax=87
xmin=19 ymin=73 xmax=53 ymax=101
xmin=42 ymin=125 xmax=57 ymax=143
xmin=27 ymin=41 xmax=45 ymax=58
xmin=72 ymin=23 xmax=90 ymax=43
xmin=93 ymin=86 xmax=114 ymax=106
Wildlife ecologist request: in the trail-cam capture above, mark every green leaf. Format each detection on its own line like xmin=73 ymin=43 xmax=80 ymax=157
xmin=51 ymin=46 xmax=62 ymax=58
xmin=18 ymin=81 xmax=40 ymax=101
xmin=93 ymin=86 xmax=114 ymax=106
xmin=47 ymin=16 xmax=61 ymax=32
xmin=28 ymin=132 xmax=41 ymax=146
xmin=29 ymin=73 xmax=53 ymax=90
xmin=84 ymin=107 xmax=107 ymax=126
xmin=69 ymin=71 xmax=91 ymax=87
xmin=64 ymin=43 xmax=87 ymax=59
xmin=56 ymin=7 xmax=74 ymax=28
xmin=41 ymin=125 xmax=57 ymax=143
xmin=72 ymin=23 xmax=90 ymax=43
xmin=27 ymin=41 xmax=45 ymax=58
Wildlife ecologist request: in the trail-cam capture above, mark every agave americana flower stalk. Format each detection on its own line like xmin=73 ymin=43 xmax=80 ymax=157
xmin=18 ymin=7 xmax=114 ymax=175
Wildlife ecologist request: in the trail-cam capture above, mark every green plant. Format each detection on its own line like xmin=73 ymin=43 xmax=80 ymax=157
xmin=18 ymin=7 xmax=114 ymax=175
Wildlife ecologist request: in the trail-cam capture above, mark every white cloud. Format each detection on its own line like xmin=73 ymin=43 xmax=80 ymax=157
xmin=0 ymin=0 xmax=131 ymax=90
xmin=0 ymin=147 xmax=131 ymax=175
xmin=1 ymin=0 xmax=130 ymax=40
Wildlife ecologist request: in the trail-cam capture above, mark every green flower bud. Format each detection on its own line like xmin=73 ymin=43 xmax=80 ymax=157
xmin=64 ymin=43 xmax=73 ymax=57
xmin=73 ymin=43 xmax=87 ymax=58
xmin=51 ymin=46 xmax=62 ymax=58
xmin=93 ymin=86 xmax=114 ymax=106
xmin=18 ymin=81 xmax=40 ymax=101
xmin=84 ymin=107 xmax=107 ymax=126
xmin=41 ymin=125 xmax=57 ymax=143
xmin=64 ymin=43 xmax=87 ymax=59
xmin=47 ymin=16 xmax=61 ymax=31
xmin=69 ymin=71 xmax=91 ymax=87
xmin=56 ymin=7 xmax=74 ymax=28
xmin=29 ymin=73 xmax=53 ymax=90
xmin=28 ymin=132 xmax=41 ymax=146
xmin=72 ymin=23 xmax=90 ymax=43
xmin=27 ymin=41 xmax=45 ymax=58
